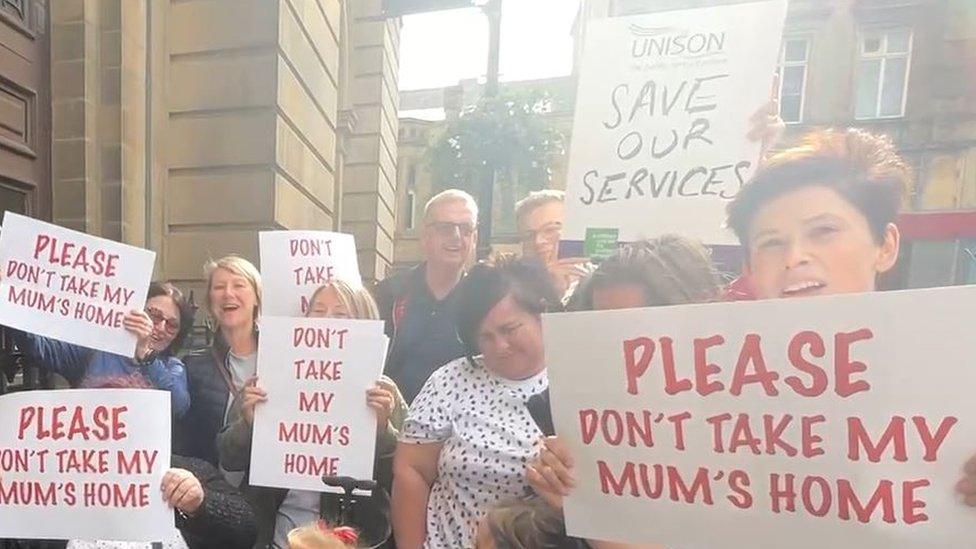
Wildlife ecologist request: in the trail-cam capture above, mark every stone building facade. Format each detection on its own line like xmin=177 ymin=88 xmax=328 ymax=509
xmin=0 ymin=0 xmax=401 ymax=304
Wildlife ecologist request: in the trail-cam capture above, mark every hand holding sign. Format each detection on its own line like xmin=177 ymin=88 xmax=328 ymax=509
xmin=955 ymin=455 xmax=976 ymax=506
xmin=367 ymin=378 xmax=398 ymax=428
xmin=161 ymin=468 xmax=204 ymax=516
xmin=240 ymin=376 xmax=268 ymax=427
xmin=248 ymin=316 xmax=387 ymax=492
xmin=122 ymin=309 xmax=155 ymax=361
xmin=748 ymin=73 xmax=786 ymax=152
xmin=527 ymin=436 xmax=576 ymax=510
xmin=544 ymin=286 xmax=976 ymax=548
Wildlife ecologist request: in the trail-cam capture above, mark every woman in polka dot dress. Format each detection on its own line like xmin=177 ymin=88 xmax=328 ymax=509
xmin=391 ymin=256 xmax=561 ymax=548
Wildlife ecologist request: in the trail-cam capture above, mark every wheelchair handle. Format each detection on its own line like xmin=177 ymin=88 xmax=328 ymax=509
xmin=321 ymin=475 xmax=377 ymax=494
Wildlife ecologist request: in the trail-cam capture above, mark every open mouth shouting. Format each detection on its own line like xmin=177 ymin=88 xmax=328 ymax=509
xmin=780 ymin=279 xmax=826 ymax=298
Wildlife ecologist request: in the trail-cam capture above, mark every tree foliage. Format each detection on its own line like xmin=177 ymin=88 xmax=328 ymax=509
xmin=426 ymin=88 xmax=566 ymax=201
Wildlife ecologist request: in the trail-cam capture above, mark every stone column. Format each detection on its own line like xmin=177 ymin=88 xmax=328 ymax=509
xmin=340 ymin=0 xmax=400 ymax=282
xmin=156 ymin=0 xmax=343 ymax=293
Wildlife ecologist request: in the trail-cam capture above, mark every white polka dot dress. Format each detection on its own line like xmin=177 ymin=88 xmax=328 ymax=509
xmin=401 ymin=356 xmax=547 ymax=549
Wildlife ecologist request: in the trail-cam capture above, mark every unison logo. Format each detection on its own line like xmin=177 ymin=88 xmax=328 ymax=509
xmin=629 ymin=24 xmax=726 ymax=58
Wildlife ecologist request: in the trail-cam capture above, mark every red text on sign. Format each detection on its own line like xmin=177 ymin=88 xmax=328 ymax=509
xmin=83 ymin=482 xmax=151 ymax=508
xmin=17 ymin=405 xmax=128 ymax=441
xmin=769 ymin=473 xmax=930 ymax=525
xmin=293 ymin=327 xmax=348 ymax=349
xmin=847 ymin=416 xmax=957 ymax=463
xmin=277 ymin=422 xmax=350 ymax=446
xmin=289 ymin=238 xmax=333 ymax=257
xmin=294 ymin=359 xmax=343 ymax=381
xmin=284 ymin=453 xmax=339 ymax=477
xmin=292 ymin=265 xmax=336 ymax=286
xmin=622 ymin=329 xmax=874 ymax=398
xmin=705 ymin=413 xmax=825 ymax=458
xmin=298 ymin=391 xmax=335 ymax=413
xmin=33 ymin=234 xmax=119 ymax=278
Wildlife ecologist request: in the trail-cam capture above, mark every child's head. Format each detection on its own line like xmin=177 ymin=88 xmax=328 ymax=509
xmin=475 ymin=497 xmax=572 ymax=549
xmin=287 ymin=520 xmax=358 ymax=549
xmin=727 ymin=128 xmax=912 ymax=299
xmin=570 ymin=235 xmax=721 ymax=311
xmin=305 ymin=279 xmax=380 ymax=320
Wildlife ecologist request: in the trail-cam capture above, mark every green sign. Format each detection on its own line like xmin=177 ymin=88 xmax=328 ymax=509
xmin=584 ymin=228 xmax=619 ymax=260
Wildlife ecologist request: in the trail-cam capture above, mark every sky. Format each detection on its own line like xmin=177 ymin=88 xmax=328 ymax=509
xmin=397 ymin=0 xmax=581 ymax=91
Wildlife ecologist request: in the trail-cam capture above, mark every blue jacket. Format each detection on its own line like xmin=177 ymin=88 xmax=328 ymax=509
xmin=11 ymin=330 xmax=190 ymax=418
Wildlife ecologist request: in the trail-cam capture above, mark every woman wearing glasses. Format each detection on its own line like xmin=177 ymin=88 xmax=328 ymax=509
xmin=6 ymin=281 xmax=194 ymax=417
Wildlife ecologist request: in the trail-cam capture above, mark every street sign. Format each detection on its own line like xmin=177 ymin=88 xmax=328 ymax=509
xmin=383 ymin=0 xmax=476 ymax=17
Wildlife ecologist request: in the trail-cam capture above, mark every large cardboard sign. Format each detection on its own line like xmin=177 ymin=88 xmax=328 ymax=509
xmin=542 ymin=286 xmax=976 ymax=548
xmin=260 ymin=230 xmax=362 ymax=317
xmin=0 ymin=389 xmax=172 ymax=541
xmin=0 ymin=212 xmax=156 ymax=356
xmin=249 ymin=316 xmax=387 ymax=492
xmin=561 ymin=0 xmax=787 ymax=251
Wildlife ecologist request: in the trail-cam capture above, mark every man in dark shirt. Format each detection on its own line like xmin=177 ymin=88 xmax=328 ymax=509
xmin=374 ymin=189 xmax=478 ymax=403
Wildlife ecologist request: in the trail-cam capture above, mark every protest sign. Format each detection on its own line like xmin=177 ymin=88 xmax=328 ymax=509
xmin=542 ymin=286 xmax=976 ymax=548
xmin=260 ymin=230 xmax=362 ymax=317
xmin=561 ymin=0 xmax=787 ymax=252
xmin=0 ymin=389 xmax=172 ymax=541
xmin=249 ymin=315 xmax=387 ymax=492
xmin=0 ymin=212 xmax=156 ymax=356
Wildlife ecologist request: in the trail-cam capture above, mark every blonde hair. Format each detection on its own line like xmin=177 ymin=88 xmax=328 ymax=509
xmin=485 ymin=497 xmax=569 ymax=549
xmin=287 ymin=521 xmax=357 ymax=549
xmin=306 ymin=279 xmax=380 ymax=320
xmin=203 ymin=255 xmax=262 ymax=319
xmin=424 ymin=189 xmax=478 ymax=223
xmin=515 ymin=189 xmax=564 ymax=229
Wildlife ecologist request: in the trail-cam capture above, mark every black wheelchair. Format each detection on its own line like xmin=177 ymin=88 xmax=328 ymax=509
xmin=320 ymin=475 xmax=392 ymax=548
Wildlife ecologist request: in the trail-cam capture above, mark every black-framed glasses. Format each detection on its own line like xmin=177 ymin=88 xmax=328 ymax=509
xmin=426 ymin=221 xmax=476 ymax=238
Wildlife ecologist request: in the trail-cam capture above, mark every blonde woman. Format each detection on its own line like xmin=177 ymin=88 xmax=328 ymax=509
xmin=218 ymin=280 xmax=406 ymax=549
xmin=174 ymin=255 xmax=262 ymax=466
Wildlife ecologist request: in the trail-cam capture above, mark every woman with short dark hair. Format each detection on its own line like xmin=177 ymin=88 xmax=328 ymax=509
xmin=392 ymin=256 xmax=560 ymax=549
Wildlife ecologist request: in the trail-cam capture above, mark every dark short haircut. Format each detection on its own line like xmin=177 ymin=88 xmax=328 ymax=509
xmin=727 ymin=128 xmax=912 ymax=248
xmin=569 ymin=235 xmax=721 ymax=311
xmin=454 ymin=255 xmax=560 ymax=356
xmin=147 ymin=281 xmax=194 ymax=357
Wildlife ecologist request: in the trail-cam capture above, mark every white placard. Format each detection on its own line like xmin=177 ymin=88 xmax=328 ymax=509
xmin=0 ymin=212 xmax=156 ymax=356
xmin=562 ymin=0 xmax=787 ymax=250
xmin=0 ymin=389 xmax=172 ymax=541
xmin=259 ymin=230 xmax=362 ymax=317
xmin=249 ymin=316 xmax=387 ymax=492
xmin=542 ymin=286 xmax=976 ymax=548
